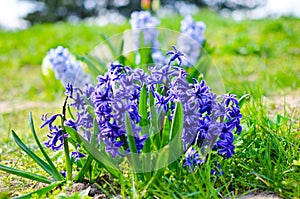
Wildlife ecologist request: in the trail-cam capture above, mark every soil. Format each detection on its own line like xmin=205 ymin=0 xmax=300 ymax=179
xmin=263 ymin=92 xmax=300 ymax=114
xmin=237 ymin=191 xmax=282 ymax=199
xmin=0 ymin=101 xmax=58 ymax=114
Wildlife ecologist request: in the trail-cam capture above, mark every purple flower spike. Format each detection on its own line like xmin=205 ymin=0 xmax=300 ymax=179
xmin=45 ymin=46 xmax=91 ymax=88
xmin=44 ymin=126 xmax=64 ymax=151
xmin=154 ymin=92 xmax=172 ymax=112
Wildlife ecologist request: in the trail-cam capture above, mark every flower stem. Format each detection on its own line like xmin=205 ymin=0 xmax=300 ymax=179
xmin=62 ymin=96 xmax=72 ymax=181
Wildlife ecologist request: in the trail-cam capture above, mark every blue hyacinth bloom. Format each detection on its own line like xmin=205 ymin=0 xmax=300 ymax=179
xmin=177 ymin=16 xmax=206 ymax=66
xmin=46 ymin=46 xmax=91 ymax=88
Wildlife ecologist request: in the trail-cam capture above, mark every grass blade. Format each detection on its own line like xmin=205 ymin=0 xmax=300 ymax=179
xmin=11 ymin=130 xmax=55 ymax=178
xmin=238 ymin=94 xmax=251 ymax=108
xmin=12 ymin=181 xmax=63 ymax=199
xmin=100 ymin=33 xmax=117 ymax=58
xmin=29 ymin=112 xmax=64 ymax=181
xmin=0 ymin=164 xmax=52 ymax=184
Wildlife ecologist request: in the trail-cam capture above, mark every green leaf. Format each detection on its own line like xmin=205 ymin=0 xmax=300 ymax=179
xmin=141 ymin=145 xmax=171 ymax=195
xmin=74 ymin=155 xmax=93 ymax=182
xmin=189 ymin=50 xmax=210 ymax=78
xmin=11 ymin=130 xmax=55 ymax=178
xmin=125 ymin=113 xmax=138 ymax=155
xmin=29 ymin=112 xmax=64 ymax=181
xmin=65 ymin=126 xmax=121 ymax=179
xmin=168 ymin=102 xmax=184 ymax=169
xmin=160 ymin=116 xmax=171 ymax=148
xmin=0 ymin=164 xmax=52 ymax=184
xmin=138 ymin=85 xmax=149 ymax=154
xmin=149 ymin=91 xmax=158 ymax=136
xmin=125 ymin=113 xmax=140 ymax=174
xmin=77 ymin=55 xmax=105 ymax=82
xmin=12 ymin=181 xmax=64 ymax=199
xmin=74 ymin=119 xmax=98 ymax=182
xmin=117 ymin=39 xmax=125 ymax=64
xmin=138 ymin=84 xmax=148 ymax=128
xmin=169 ymin=102 xmax=184 ymax=141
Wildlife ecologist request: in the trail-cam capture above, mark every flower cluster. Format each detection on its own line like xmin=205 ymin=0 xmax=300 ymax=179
xmin=41 ymin=46 xmax=241 ymax=168
xmin=177 ymin=16 xmax=206 ymax=66
xmin=39 ymin=12 xmax=239 ymax=170
xmin=43 ymin=46 xmax=91 ymax=88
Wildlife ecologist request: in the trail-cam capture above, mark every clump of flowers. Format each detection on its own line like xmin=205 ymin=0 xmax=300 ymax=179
xmin=40 ymin=45 xmax=242 ymax=174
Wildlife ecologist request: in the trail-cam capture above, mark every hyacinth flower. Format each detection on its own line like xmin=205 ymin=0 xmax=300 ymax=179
xmin=130 ymin=11 xmax=160 ymax=49
xmin=39 ymin=45 xmax=241 ymax=178
xmin=60 ymin=46 xmax=242 ymax=172
xmin=42 ymin=46 xmax=91 ymax=88
xmin=129 ymin=11 xmax=169 ymax=66
xmin=177 ymin=15 xmax=206 ymax=66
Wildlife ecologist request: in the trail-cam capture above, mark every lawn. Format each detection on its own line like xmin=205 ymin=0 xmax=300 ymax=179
xmin=0 ymin=9 xmax=299 ymax=198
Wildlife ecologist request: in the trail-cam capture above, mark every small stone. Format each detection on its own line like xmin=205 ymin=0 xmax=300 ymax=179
xmin=71 ymin=183 xmax=86 ymax=193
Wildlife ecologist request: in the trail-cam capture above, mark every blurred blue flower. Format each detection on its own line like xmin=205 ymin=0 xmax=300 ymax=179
xmin=177 ymin=16 xmax=206 ymax=66
xmin=71 ymin=151 xmax=85 ymax=162
xmin=46 ymin=46 xmax=91 ymax=88
xmin=130 ymin=11 xmax=160 ymax=48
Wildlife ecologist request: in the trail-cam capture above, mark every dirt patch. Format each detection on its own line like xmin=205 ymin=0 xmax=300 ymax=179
xmin=238 ymin=191 xmax=282 ymax=199
xmin=263 ymin=91 xmax=300 ymax=114
xmin=0 ymin=101 xmax=58 ymax=114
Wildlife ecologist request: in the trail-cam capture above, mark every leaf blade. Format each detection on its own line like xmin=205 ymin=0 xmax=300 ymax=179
xmin=11 ymin=130 xmax=54 ymax=178
xmin=0 ymin=164 xmax=52 ymax=184
xmin=29 ymin=112 xmax=64 ymax=181
xmin=65 ymin=126 xmax=122 ymax=178
xmin=168 ymin=102 xmax=184 ymax=169
xmin=12 ymin=181 xmax=63 ymax=199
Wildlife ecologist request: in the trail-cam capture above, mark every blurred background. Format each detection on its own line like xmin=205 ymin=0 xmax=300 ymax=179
xmin=1 ymin=0 xmax=300 ymax=30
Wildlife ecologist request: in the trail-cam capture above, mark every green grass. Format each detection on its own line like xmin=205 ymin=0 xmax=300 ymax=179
xmin=0 ymin=9 xmax=299 ymax=198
